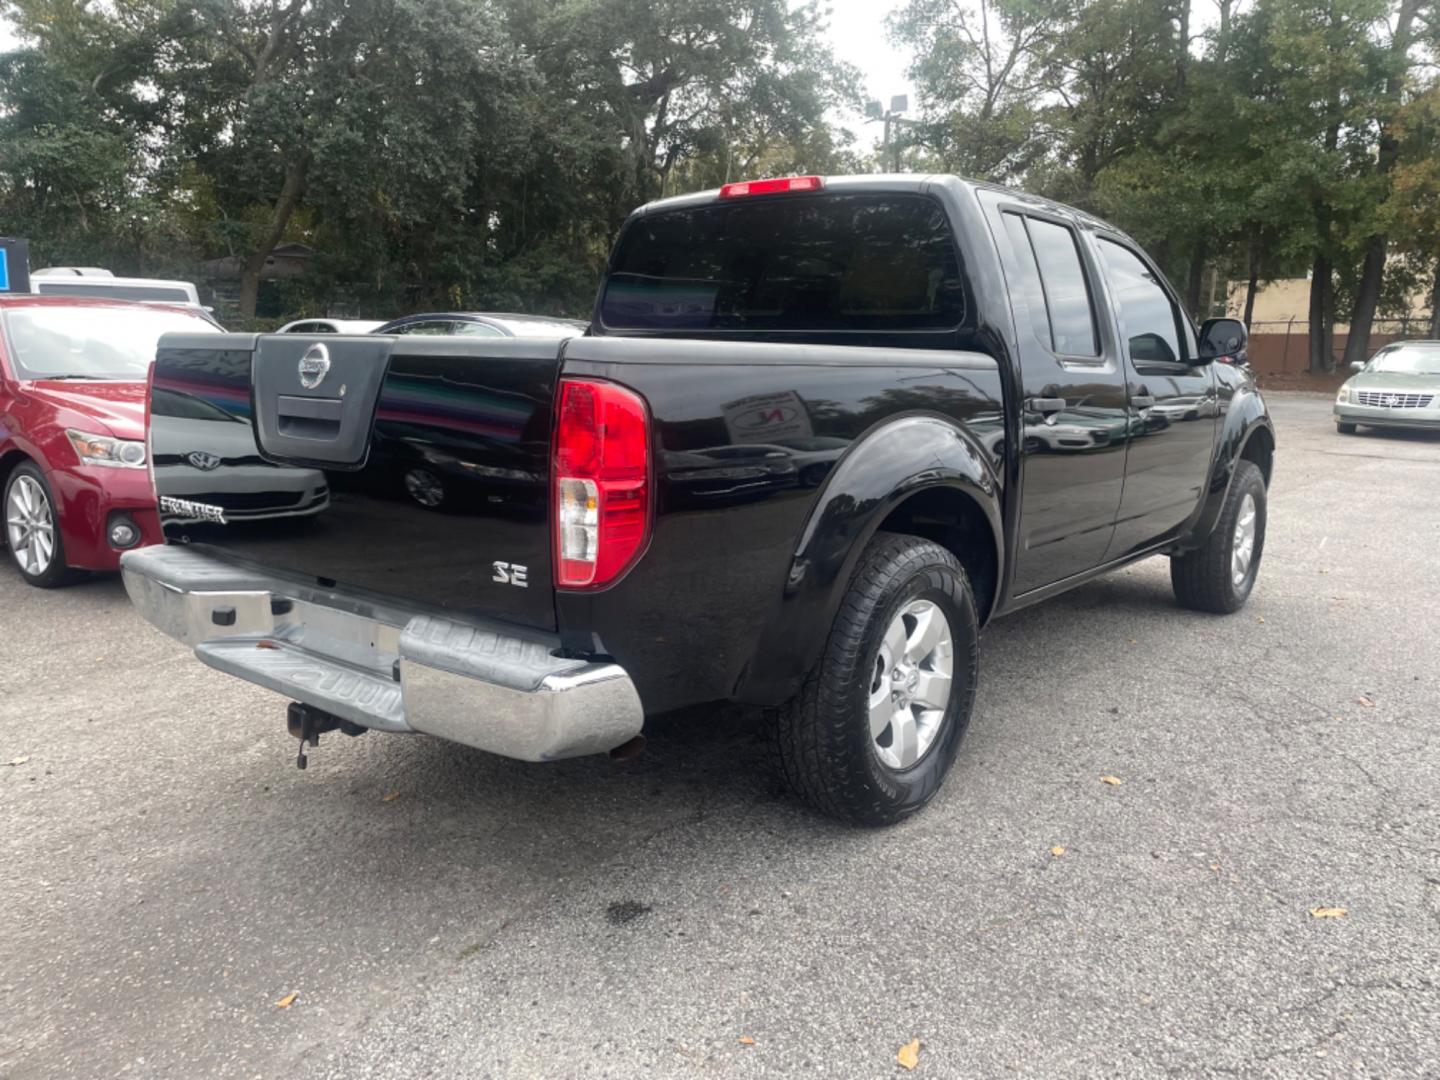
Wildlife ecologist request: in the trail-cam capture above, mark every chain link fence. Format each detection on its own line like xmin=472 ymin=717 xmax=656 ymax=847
xmin=1244 ymin=317 xmax=1437 ymax=375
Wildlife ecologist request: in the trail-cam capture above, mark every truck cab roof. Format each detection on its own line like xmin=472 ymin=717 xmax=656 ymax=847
xmin=632 ymin=173 xmax=1137 ymax=246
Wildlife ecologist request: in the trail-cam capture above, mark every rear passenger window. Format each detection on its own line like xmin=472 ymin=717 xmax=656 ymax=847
xmin=453 ymin=322 xmax=505 ymax=338
xmin=1098 ymin=239 xmax=1183 ymax=365
xmin=394 ymin=321 xmax=455 ymax=336
xmin=999 ymin=212 xmax=1098 ymax=358
xmin=1025 ymin=219 xmax=1099 ymax=357
xmin=1000 ymin=213 xmax=1050 ymax=343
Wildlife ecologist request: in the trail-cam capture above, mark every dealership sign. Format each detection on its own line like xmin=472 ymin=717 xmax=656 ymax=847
xmin=0 ymin=239 xmax=31 ymax=293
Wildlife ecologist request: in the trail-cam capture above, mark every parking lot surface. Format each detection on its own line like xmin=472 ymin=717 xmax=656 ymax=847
xmin=2 ymin=391 xmax=1437 ymax=1078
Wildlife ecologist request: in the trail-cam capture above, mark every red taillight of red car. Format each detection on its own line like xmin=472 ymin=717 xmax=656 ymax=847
xmin=718 ymin=175 xmax=824 ymax=199
xmin=553 ymin=378 xmax=651 ymax=589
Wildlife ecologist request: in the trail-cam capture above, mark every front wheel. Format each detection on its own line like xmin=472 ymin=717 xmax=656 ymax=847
xmin=4 ymin=463 xmax=79 ymax=588
xmin=1170 ymin=459 xmax=1266 ymax=613
xmin=403 ymin=467 xmax=447 ymax=510
xmin=771 ymin=532 xmax=979 ymax=826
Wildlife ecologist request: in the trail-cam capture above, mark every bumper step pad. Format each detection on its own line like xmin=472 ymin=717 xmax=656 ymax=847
xmin=196 ymin=637 xmax=406 ymax=732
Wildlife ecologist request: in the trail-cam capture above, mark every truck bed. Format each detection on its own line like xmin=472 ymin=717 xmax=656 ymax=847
xmin=147 ymin=330 xmax=1006 ymax=713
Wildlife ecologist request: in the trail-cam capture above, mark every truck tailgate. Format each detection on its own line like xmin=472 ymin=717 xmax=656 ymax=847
xmin=149 ymin=332 xmax=563 ymax=631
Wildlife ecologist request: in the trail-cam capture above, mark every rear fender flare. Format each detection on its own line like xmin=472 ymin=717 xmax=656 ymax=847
xmin=735 ymin=414 xmax=1003 ymax=705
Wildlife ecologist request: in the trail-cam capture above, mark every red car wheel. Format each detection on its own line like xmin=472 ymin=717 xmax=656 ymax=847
xmin=4 ymin=462 xmax=80 ymax=588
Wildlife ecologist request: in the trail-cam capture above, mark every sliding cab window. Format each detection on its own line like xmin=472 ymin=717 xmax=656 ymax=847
xmin=1096 ymin=239 xmax=1185 ymax=365
xmin=600 ymin=193 xmax=969 ymax=335
xmin=999 ymin=212 xmax=1099 ymax=359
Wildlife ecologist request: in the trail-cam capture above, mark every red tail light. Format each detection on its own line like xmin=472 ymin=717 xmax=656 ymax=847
xmin=718 ymin=175 xmax=824 ymax=199
xmin=553 ymin=378 xmax=651 ymax=589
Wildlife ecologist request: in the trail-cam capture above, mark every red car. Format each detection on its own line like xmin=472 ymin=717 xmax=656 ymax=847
xmin=1 ymin=295 xmax=221 ymax=587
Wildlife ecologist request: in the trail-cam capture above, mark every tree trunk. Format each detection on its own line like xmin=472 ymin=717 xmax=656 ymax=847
xmin=1175 ymin=0 xmax=1190 ymax=91
xmin=1339 ymin=0 xmax=1420 ymax=367
xmin=238 ymin=155 xmax=309 ymax=319
xmin=1242 ymin=237 xmax=1260 ymax=328
xmin=1185 ymin=240 xmax=1206 ymax=318
xmin=1308 ymin=254 xmax=1334 ymax=373
xmin=1429 ymin=261 xmax=1440 ymax=339
xmin=1343 ymin=235 xmax=1387 ymax=367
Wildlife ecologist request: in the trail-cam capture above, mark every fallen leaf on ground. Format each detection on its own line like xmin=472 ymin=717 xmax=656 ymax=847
xmin=897 ymin=1039 xmax=921 ymax=1070
xmin=1356 ymin=696 xmax=1374 ymax=707
xmin=738 ymin=1036 xmax=756 ymax=1046
xmin=381 ymin=791 xmax=401 ymax=802
xmin=275 ymin=992 xmax=299 ymax=1008
xmin=1100 ymin=775 xmax=1123 ymax=786
xmin=1050 ymin=846 xmax=1066 ymax=857
xmin=5 ymin=756 xmax=30 ymax=767
xmin=1210 ymin=863 xmax=1220 ymax=872
xmin=1257 ymin=616 xmax=1266 ymax=623
xmin=1127 ymin=638 xmax=1137 ymax=645
xmin=1309 ymin=907 xmax=1348 ymax=919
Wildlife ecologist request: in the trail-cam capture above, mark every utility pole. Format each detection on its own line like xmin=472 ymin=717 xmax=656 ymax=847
xmin=865 ymin=94 xmax=909 ymax=173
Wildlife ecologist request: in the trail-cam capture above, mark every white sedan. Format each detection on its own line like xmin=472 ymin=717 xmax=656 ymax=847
xmin=277 ymin=318 xmax=385 ymax=335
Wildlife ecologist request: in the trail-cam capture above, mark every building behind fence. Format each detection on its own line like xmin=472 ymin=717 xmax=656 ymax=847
xmin=1244 ymin=318 xmax=1435 ymax=376
xmin=1229 ymin=274 xmax=1436 ymax=376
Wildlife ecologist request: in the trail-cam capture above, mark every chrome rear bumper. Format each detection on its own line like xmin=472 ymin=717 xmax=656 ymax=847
xmin=120 ymin=545 xmax=644 ymax=761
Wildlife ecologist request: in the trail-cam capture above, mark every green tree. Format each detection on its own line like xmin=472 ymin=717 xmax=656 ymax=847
xmin=149 ymin=0 xmax=516 ymax=317
xmin=1340 ymin=0 xmax=1429 ymax=365
xmin=1244 ymin=0 xmax=1391 ymax=370
xmin=1382 ymin=83 xmax=1440 ymax=335
xmin=887 ymin=0 xmax=1054 ymax=181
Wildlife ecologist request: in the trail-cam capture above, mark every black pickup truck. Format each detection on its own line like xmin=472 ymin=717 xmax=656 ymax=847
xmin=123 ymin=174 xmax=1274 ymax=824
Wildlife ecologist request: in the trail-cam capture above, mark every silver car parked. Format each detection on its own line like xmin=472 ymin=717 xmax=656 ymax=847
xmin=1334 ymin=341 xmax=1440 ymax=434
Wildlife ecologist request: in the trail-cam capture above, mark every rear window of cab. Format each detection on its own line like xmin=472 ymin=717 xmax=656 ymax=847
xmin=601 ymin=193 xmax=969 ymax=334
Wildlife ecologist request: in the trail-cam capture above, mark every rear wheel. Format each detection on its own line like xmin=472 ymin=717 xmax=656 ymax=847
xmin=1170 ymin=460 xmax=1266 ymax=614
xmin=1336 ymin=422 xmax=1357 ymax=435
xmin=4 ymin=463 xmax=79 ymax=588
xmin=771 ymin=532 xmax=979 ymax=826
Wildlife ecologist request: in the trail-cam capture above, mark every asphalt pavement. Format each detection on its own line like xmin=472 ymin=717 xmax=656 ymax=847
xmin=2 ymin=391 xmax=1437 ymax=1079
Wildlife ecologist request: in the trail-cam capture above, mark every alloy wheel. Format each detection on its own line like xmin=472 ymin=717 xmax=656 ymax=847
xmin=868 ymin=598 xmax=954 ymax=770
xmin=1231 ymin=491 xmax=1257 ymax=589
xmin=404 ymin=468 xmax=445 ymax=508
xmin=6 ymin=475 xmax=56 ymax=577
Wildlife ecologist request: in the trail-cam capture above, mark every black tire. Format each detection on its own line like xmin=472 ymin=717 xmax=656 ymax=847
xmin=1170 ymin=460 xmax=1266 ymax=614
xmin=1336 ymin=422 xmax=1358 ymax=435
xmin=771 ymin=531 xmax=980 ymax=826
xmin=3 ymin=462 xmax=80 ymax=588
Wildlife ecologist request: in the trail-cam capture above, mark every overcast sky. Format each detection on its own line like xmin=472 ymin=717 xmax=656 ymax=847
xmin=825 ymin=0 xmax=916 ymax=132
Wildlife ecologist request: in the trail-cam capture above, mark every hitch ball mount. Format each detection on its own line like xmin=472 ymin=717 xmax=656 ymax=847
xmin=286 ymin=702 xmax=366 ymax=769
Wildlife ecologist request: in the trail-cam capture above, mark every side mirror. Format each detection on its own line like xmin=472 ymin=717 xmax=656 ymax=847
xmin=1349 ymin=360 xmax=1365 ymax=372
xmin=1198 ymin=317 xmax=1248 ymax=365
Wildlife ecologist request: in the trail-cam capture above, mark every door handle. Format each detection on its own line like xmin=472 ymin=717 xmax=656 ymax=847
xmin=1027 ymin=397 xmax=1067 ymax=415
xmin=1131 ymin=394 xmax=1156 ymax=409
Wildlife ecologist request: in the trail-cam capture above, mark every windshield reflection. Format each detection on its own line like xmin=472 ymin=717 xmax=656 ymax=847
xmin=1368 ymin=345 xmax=1440 ymax=375
xmin=2 ymin=306 xmax=218 ymax=380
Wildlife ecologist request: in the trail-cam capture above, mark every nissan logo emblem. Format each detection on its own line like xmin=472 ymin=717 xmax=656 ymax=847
xmin=298 ymin=343 xmax=331 ymax=390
